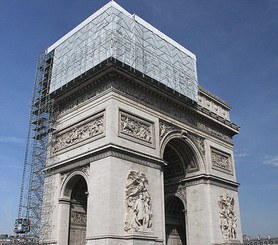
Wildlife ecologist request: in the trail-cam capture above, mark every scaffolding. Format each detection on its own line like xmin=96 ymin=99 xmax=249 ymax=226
xmin=15 ymin=51 xmax=54 ymax=241
xmin=47 ymin=1 xmax=198 ymax=102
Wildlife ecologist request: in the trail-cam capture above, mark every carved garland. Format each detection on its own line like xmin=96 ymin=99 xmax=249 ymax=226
xmin=218 ymin=194 xmax=237 ymax=240
xmin=124 ymin=171 xmax=153 ymax=232
xmin=52 ymin=113 xmax=104 ymax=153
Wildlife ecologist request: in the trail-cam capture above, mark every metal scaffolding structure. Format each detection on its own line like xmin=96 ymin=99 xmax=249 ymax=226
xmin=15 ymin=52 xmax=54 ymax=241
xmin=47 ymin=1 xmax=198 ymax=101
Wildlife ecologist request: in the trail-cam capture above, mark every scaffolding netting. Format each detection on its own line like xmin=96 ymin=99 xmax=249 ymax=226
xmin=47 ymin=1 xmax=198 ymax=102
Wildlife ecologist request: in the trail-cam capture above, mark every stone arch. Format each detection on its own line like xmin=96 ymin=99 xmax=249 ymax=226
xmin=60 ymin=170 xmax=89 ymax=200
xmin=58 ymin=170 xmax=89 ymax=245
xmin=164 ymin=192 xmax=187 ymax=212
xmin=160 ymin=130 xmax=205 ymax=176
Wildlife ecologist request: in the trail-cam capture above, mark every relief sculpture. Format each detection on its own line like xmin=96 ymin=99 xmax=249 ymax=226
xmin=53 ymin=114 xmax=104 ymax=153
xmin=211 ymin=148 xmax=232 ymax=174
xmin=124 ymin=171 xmax=153 ymax=232
xmin=120 ymin=111 xmax=153 ymax=145
xmin=218 ymin=194 xmax=237 ymax=240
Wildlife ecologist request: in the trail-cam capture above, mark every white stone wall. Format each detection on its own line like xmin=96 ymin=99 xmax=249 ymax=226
xmin=86 ymin=157 xmax=164 ymax=244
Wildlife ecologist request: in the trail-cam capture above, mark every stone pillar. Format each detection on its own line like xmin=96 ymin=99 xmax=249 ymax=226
xmin=85 ymin=157 xmax=164 ymax=245
xmin=57 ymin=198 xmax=71 ymax=245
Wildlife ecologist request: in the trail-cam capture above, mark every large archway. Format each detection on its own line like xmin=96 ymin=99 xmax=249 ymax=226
xmin=163 ymin=137 xmax=199 ymax=245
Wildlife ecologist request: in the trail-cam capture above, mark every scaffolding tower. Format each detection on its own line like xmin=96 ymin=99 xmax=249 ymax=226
xmin=14 ymin=51 xmax=54 ymax=242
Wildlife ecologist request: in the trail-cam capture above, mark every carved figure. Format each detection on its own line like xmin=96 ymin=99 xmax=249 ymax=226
xmin=120 ymin=114 xmax=152 ymax=143
xmin=218 ymin=194 xmax=237 ymax=240
xmin=53 ymin=115 xmax=104 ymax=153
xmin=124 ymin=171 xmax=153 ymax=232
xmin=211 ymin=149 xmax=231 ymax=173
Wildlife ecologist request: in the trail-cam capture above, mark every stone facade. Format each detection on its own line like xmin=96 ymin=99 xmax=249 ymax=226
xmin=40 ymin=59 xmax=243 ymax=245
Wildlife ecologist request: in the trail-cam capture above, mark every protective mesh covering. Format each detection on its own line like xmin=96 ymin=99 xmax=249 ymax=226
xmin=47 ymin=2 xmax=198 ymax=101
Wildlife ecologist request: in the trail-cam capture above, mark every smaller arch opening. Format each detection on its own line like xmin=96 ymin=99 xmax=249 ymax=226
xmin=67 ymin=175 xmax=88 ymax=245
xmin=165 ymin=196 xmax=186 ymax=245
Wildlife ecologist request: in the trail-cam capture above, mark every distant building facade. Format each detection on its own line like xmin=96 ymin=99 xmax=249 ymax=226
xmin=243 ymin=235 xmax=278 ymax=245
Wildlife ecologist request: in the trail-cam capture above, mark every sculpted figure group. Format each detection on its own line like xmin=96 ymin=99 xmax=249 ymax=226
xmin=218 ymin=194 xmax=237 ymax=240
xmin=124 ymin=171 xmax=153 ymax=232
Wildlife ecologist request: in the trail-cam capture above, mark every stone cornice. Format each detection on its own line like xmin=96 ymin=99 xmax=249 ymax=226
xmin=50 ymin=58 xmax=239 ymax=143
xmin=45 ymin=143 xmax=164 ymax=175
xmin=165 ymin=174 xmax=240 ymax=191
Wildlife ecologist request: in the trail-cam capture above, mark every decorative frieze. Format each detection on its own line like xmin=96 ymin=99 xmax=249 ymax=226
xmin=198 ymin=121 xmax=232 ymax=144
xmin=58 ymin=81 xmax=111 ymax=116
xmin=71 ymin=211 xmax=87 ymax=226
xmin=211 ymin=148 xmax=232 ymax=174
xmin=124 ymin=171 xmax=153 ymax=232
xmin=218 ymin=194 xmax=237 ymax=240
xmin=119 ymin=111 xmax=154 ymax=147
xmin=56 ymin=78 xmax=235 ymax=145
xmin=52 ymin=112 xmax=105 ymax=153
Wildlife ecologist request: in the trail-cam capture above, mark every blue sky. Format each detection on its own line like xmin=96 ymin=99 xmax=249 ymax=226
xmin=0 ymin=0 xmax=277 ymax=238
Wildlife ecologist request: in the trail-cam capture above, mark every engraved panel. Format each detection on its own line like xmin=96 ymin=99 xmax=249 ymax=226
xmin=53 ymin=112 xmax=105 ymax=153
xmin=211 ymin=147 xmax=233 ymax=175
xmin=119 ymin=110 xmax=155 ymax=147
xmin=71 ymin=211 xmax=87 ymax=226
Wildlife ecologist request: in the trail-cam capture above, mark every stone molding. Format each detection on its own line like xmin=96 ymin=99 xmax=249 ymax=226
xmin=211 ymin=147 xmax=233 ymax=175
xmin=52 ymin=111 xmax=105 ymax=154
xmin=60 ymin=165 xmax=90 ymax=187
xmin=86 ymin=234 xmax=160 ymax=242
xmin=54 ymin=72 xmax=236 ymax=145
xmin=119 ymin=110 xmax=155 ymax=148
xmin=164 ymin=175 xmax=239 ymax=191
xmin=57 ymin=78 xmax=112 ymax=116
xmin=45 ymin=144 xmax=163 ymax=176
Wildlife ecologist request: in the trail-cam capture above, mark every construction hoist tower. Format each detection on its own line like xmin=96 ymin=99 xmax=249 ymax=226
xmin=14 ymin=52 xmax=54 ymax=242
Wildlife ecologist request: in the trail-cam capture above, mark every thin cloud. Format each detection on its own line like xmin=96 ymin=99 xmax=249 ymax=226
xmin=234 ymin=151 xmax=249 ymax=158
xmin=0 ymin=136 xmax=25 ymax=144
xmin=263 ymin=155 xmax=278 ymax=167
